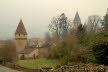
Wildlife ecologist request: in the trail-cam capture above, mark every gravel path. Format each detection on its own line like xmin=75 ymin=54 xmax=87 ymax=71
xmin=0 ymin=65 xmax=22 ymax=72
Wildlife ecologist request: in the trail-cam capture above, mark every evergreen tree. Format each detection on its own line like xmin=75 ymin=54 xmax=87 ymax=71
xmin=91 ymin=31 xmax=108 ymax=65
xmin=102 ymin=9 xmax=108 ymax=31
xmin=76 ymin=24 xmax=86 ymax=44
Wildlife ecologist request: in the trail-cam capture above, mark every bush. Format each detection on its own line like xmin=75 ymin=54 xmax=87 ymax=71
xmin=0 ymin=40 xmax=17 ymax=62
xmin=0 ymin=58 xmax=5 ymax=63
xmin=91 ymin=31 xmax=108 ymax=65
xmin=50 ymin=35 xmax=89 ymax=65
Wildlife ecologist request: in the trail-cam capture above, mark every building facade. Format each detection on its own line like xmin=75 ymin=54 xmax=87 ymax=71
xmin=15 ymin=19 xmax=28 ymax=53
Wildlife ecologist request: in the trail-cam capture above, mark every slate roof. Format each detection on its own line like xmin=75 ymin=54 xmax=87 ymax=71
xmin=15 ymin=19 xmax=27 ymax=35
xmin=73 ymin=12 xmax=81 ymax=23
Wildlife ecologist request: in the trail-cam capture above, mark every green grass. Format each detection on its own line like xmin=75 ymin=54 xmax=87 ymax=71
xmin=16 ymin=59 xmax=60 ymax=68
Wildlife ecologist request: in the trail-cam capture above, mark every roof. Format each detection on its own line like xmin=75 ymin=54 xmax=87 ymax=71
xmin=73 ymin=12 xmax=81 ymax=24
xmin=27 ymin=38 xmax=46 ymax=48
xmin=15 ymin=19 xmax=27 ymax=35
xmin=18 ymin=48 xmax=37 ymax=54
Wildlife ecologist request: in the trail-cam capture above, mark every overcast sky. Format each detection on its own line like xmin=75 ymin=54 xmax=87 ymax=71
xmin=0 ymin=0 xmax=108 ymax=39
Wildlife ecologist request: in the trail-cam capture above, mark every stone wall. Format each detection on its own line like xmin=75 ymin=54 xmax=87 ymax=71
xmin=60 ymin=65 xmax=106 ymax=72
xmin=2 ymin=62 xmax=108 ymax=72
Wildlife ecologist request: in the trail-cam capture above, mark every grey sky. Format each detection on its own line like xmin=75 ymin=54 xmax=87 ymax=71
xmin=0 ymin=0 xmax=108 ymax=39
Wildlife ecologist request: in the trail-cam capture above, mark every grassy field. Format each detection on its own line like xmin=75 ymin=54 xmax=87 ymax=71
xmin=16 ymin=59 xmax=60 ymax=68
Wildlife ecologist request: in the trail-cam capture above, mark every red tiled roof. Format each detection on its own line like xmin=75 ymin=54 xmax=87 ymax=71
xmin=15 ymin=19 xmax=27 ymax=35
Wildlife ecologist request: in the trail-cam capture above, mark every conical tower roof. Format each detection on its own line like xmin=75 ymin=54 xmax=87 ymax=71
xmin=15 ymin=19 xmax=27 ymax=35
xmin=73 ymin=12 xmax=81 ymax=24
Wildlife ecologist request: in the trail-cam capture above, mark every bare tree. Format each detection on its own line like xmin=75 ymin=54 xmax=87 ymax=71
xmin=86 ymin=15 xmax=102 ymax=32
xmin=49 ymin=16 xmax=59 ymax=38
xmin=49 ymin=13 xmax=70 ymax=39
xmin=0 ymin=40 xmax=17 ymax=62
xmin=58 ymin=13 xmax=69 ymax=36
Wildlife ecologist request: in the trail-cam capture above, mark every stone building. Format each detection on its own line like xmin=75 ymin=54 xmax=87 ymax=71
xmin=18 ymin=48 xmax=39 ymax=59
xmin=15 ymin=19 xmax=47 ymax=59
xmin=15 ymin=19 xmax=27 ymax=52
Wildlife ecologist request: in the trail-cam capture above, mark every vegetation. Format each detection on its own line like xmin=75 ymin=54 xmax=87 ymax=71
xmin=44 ymin=9 xmax=108 ymax=66
xmin=49 ymin=35 xmax=89 ymax=65
xmin=86 ymin=15 xmax=101 ymax=32
xmin=49 ymin=13 xmax=71 ymax=38
xmin=16 ymin=59 xmax=60 ymax=68
xmin=0 ymin=8 xmax=108 ymax=68
xmin=102 ymin=9 xmax=108 ymax=31
xmin=91 ymin=31 xmax=108 ymax=65
xmin=15 ymin=9 xmax=108 ymax=68
xmin=0 ymin=40 xmax=17 ymax=62
xmin=0 ymin=57 xmax=5 ymax=63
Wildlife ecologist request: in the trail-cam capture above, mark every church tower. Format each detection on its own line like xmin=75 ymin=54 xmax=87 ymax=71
xmin=15 ymin=19 xmax=27 ymax=52
xmin=73 ymin=11 xmax=81 ymax=30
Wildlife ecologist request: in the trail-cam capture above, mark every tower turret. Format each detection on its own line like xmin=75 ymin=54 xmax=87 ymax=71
xmin=73 ymin=11 xmax=81 ymax=30
xmin=15 ymin=19 xmax=27 ymax=52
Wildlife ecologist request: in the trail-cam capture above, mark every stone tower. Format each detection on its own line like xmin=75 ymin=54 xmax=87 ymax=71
xmin=15 ymin=19 xmax=27 ymax=52
xmin=73 ymin=11 xmax=81 ymax=30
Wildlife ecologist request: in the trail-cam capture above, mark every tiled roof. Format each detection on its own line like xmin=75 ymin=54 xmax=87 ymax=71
xmin=27 ymin=38 xmax=46 ymax=48
xmin=18 ymin=48 xmax=36 ymax=54
xmin=15 ymin=19 xmax=27 ymax=35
